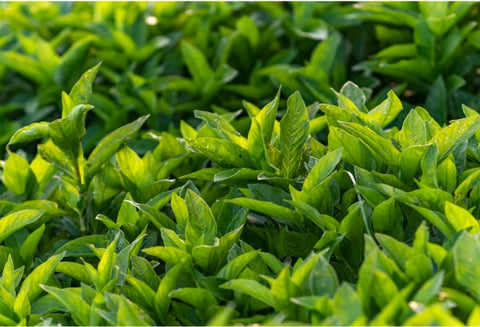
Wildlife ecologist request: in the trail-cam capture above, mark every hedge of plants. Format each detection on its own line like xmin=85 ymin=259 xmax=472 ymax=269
xmin=2 ymin=2 xmax=480 ymax=326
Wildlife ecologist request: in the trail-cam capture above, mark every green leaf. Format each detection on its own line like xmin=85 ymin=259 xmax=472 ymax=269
xmin=48 ymin=104 xmax=92 ymax=159
xmin=213 ymin=168 xmax=265 ymax=183
xmin=368 ymin=90 xmax=403 ymax=128
xmin=97 ymin=236 xmax=118 ymax=291
xmin=66 ymin=62 xmax=101 ymax=117
xmin=117 ymin=193 xmax=139 ymax=225
xmin=445 ymin=201 xmax=480 ymax=234
xmin=192 ymin=226 xmax=243 ymax=274
xmin=248 ymin=89 xmax=280 ymax=150
xmin=181 ymin=42 xmax=214 ymax=85
xmin=303 ymin=148 xmax=343 ymax=191
xmin=54 ymin=235 xmax=107 ymax=257
xmin=125 ymin=200 xmax=176 ymax=231
xmin=19 ymin=252 xmax=65 ymax=302
xmin=0 ymin=209 xmax=44 ymax=243
xmin=331 ymin=283 xmax=363 ymax=325
xmin=117 ymin=295 xmax=154 ymax=326
xmin=3 ymin=152 xmax=36 ymax=195
xmin=55 ymin=262 xmax=92 ymax=285
xmin=311 ymin=32 xmax=342 ymax=73
xmin=185 ymin=189 xmax=217 ymax=246
xmin=7 ymin=122 xmax=49 ymax=148
xmin=425 ymin=76 xmax=447 ymax=124
xmin=116 ymin=146 xmax=153 ymax=188
xmin=87 ymin=115 xmax=149 ymax=177
xmin=328 ymin=126 xmax=374 ymax=169
xmin=40 ymin=285 xmax=90 ymax=326
xmin=217 ymin=250 xmax=260 ymax=280
xmin=19 ymin=224 xmax=45 ymax=265
xmin=194 ymin=110 xmax=244 ymax=145
xmin=412 ymin=271 xmax=445 ymax=305
xmin=221 ymin=279 xmax=274 ymax=307
xmin=13 ymin=287 xmax=30 ymax=320
xmin=408 ymin=204 xmax=452 ymax=238
xmin=0 ymin=51 xmax=46 ymax=84
xmin=270 ymin=267 xmax=300 ymax=312
xmin=339 ymin=122 xmax=401 ymax=172
xmin=54 ymin=37 xmax=94 ymax=86
xmin=430 ymin=115 xmax=480 ymax=162
xmin=397 ymin=109 xmax=427 ymax=149
xmin=453 ymin=232 xmax=480 ymax=301
xmin=280 ymin=91 xmax=310 ymax=178
xmin=38 ymin=141 xmax=76 ymax=178
xmin=371 ymin=198 xmax=404 ymax=239
xmin=171 ymin=193 xmax=188 ymax=233
xmin=226 ymin=198 xmax=303 ymax=228
xmin=403 ymin=303 xmax=463 ymax=326
xmin=155 ymin=261 xmax=186 ymax=324
xmin=287 ymin=198 xmax=339 ymax=231
xmin=186 ymin=137 xmax=254 ymax=169
xmin=169 ymin=288 xmax=218 ymax=311
xmin=399 ymin=145 xmax=430 ymax=182
xmin=143 ymin=247 xmax=189 ymax=266
xmin=455 ymin=168 xmax=480 ymax=203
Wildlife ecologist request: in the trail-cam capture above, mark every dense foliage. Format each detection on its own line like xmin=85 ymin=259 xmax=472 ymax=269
xmin=2 ymin=2 xmax=480 ymax=326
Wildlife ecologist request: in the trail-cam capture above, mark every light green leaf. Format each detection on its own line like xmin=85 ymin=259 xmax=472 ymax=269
xmin=368 ymin=90 xmax=403 ymax=127
xmin=0 ymin=209 xmax=44 ymax=243
xmin=226 ymin=198 xmax=303 ymax=228
xmin=247 ymin=89 xmax=281 ymax=157
xmin=328 ymin=126 xmax=374 ymax=169
xmin=143 ymin=247 xmax=189 ymax=266
xmin=117 ymin=193 xmax=139 ymax=225
xmin=117 ymin=295 xmax=154 ymax=326
xmin=54 ymin=235 xmax=107 ymax=257
xmin=453 ymin=232 xmax=480 ymax=302
xmin=155 ymin=261 xmax=186 ymax=324
xmin=287 ymin=198 xmax=339 ymax=231
xmin=40 ymin=285 xmax=90 ymax=326
xmin=0 ymin=51 xmax=46 ymax=84
xmin=116 ymin=146 xmax=153 ymax=188
xmin=339 ymin=122 xmax=401 ymax=172
xmin=48 ymin=104 xmax=92 ymax=158
xmin=186 ymin=137 xmax=254 ymax=169
xmin=55 ymin=262 xmax=92 ymax=285
xmin=280 ymin=91 xmax=310 ymax=178
xmin=125 ymin=200 xmax=176 ymax=231
xmin=403 ymin=303 xmax=463 ymax=326
xmin=412 ymin=271 xmax=445 ymax=305
xmin=97 ymin=236 xmax=118 ymax=291
xmin=221 ymin=279 xmax=274 ymax=307
xmin=19 ymin=224 xmax=45 ymax=265
xmin=430 ymin=115 xmax=480 ymax=162
xmin=7 ymin=122 xmax=49 ymax=148
xmin=217 ymin=250 xmax=260 ymax=280
xmin=38 ymin=141 xmax=76 ymax=178
xmin=181 ymin=42 xmax=214 ymax=85
xmin=192 ymin=226 xmax=243 ymax=274
xmin=445 ymin=201 xmax=480 ymax=234
xmin=87 ymin=115 xmax=149 ymax=177
xmin=20 ymin=252 xmax=65 ymax=302
xmin=397 ymin=109 xmax=427 ymax=149
xmin=303 ymin=148 xmax=343 ymax=191
xmin=169 ymin=288 xmax=218 ymax=311
xmin=408 ymin=204 xmax=452 ymax=238
xmin=3 ymin=152 xmax=36 ymax=195
xmin=66 ymin=62 xmax=101 ymax=116
xmin=54 ymin=37 xmax=94 ymax=85
xmin=185 ymin=189 xmax=217 ymax=246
